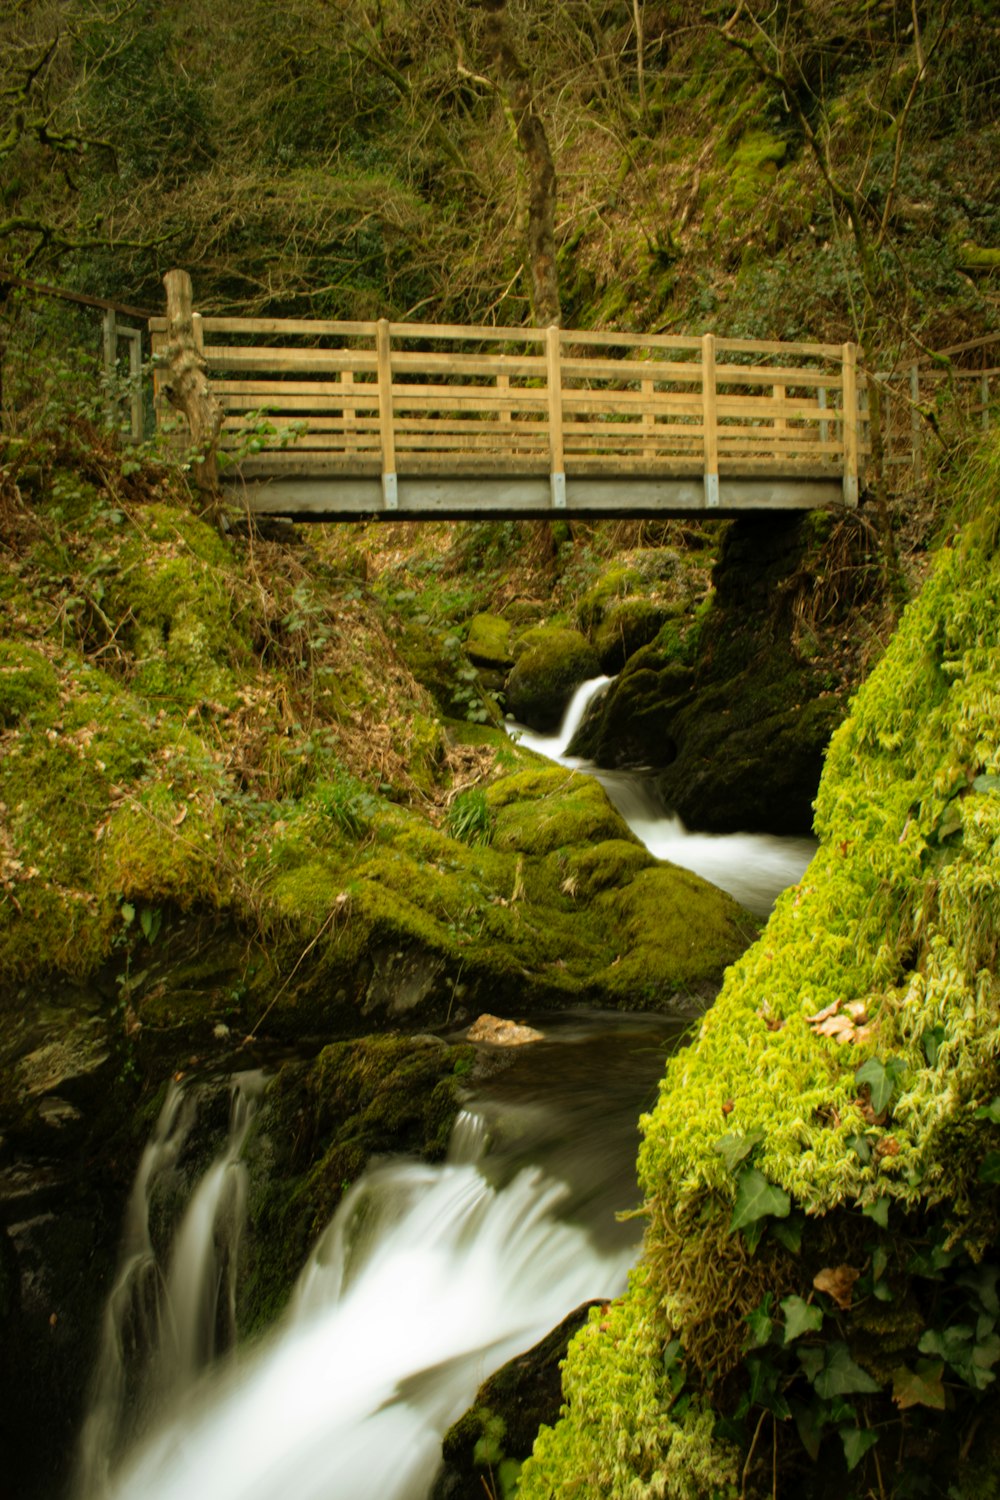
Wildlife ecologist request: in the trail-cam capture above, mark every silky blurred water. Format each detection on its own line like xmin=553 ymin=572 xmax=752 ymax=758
xmin=78 ymin=1014 xmax=682 ymax=1500
xmin=509 ymin=676 xmax=816 ymax=916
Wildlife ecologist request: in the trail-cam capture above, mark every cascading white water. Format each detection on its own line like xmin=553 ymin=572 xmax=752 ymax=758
xmin=508 ymin=676 xmax=816 ymax=916
xmin=75 ymin=1072 xmax=265 ymax=1500
xmin=79 ymin=1018 xmax=673 ymax=1500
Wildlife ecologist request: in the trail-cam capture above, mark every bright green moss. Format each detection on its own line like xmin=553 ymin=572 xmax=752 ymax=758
xmin=106 ymin=504 xmax=247 ymax=707
xmin=0 ymin=643 xmax=61 ymax=726
xmin=487 ymin=767 xmax=635 ymax=857
xmin=465 ymin=613 xmax=514 ymax=668
xmin=524 ymin=437 xmax=1000 ymax=1495
xmin=521 ymin=1266 xmax=739 ymax=1500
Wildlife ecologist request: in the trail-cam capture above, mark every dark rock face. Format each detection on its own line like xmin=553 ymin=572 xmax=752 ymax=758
xmin=431 ymin=1301 xmax=602 ymax=1499
xmin=571 ymin=515 xmax=846 ymax=836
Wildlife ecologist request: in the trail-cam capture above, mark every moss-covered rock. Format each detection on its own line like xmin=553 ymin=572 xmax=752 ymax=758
xmin=519 ymin=436 xmax=1000 ymax=1499
xmin=572 ymin=515 xmax=861 ymax=834
xmin=0 ymin=643 xmax=61 ymax=727
xmin=506 ymin=627 xmax=599 ymax=732
xmin=465 ymin=613 xmax=514 ymax=670
xmin=593 ymin=597 xmax=674 ymax=674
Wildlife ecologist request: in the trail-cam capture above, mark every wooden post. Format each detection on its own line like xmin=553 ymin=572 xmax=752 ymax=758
xmin=910 ymin=362 xmax=922 ymax=481
xmin=841 ymin=342 xmax=859 ymax=507
xmin=342 ymin=369 xmax=356 ymax=453
xmin=376 ymin=319 xmax=397 ymax=510
xmin=160 ymin=269 xmax=224 ymax=491
xmin=773 ymin=383 xmax=786 ymax=440
xmin=546 ymin=324 xmax=566 ymax=509
xmin=818 ymin=384 xmax=829 ymax=447
xmin=701 ymin=333 xmax=719 ymax=508
xmin=102 ymin=308 xmax=117 ymax=429
xmin=116 ymin=325 xmax=144 ymax=442
xmin=642 ymin=378 xmax=655 ymax=458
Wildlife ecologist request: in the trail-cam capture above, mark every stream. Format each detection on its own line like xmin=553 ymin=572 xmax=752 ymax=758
xmin=509 ymin=676 xmax=816 ymax=917
xmin=75 ymin=1016 xmax=684 ymax=1500
xmin=73 ymin=683 xmax=815 ymax=1500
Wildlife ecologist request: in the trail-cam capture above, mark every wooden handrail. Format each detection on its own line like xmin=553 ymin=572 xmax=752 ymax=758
xmin=149 ymin=303 xmax=869 ymax=507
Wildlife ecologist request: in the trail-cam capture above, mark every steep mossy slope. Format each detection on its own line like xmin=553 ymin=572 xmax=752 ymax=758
xmin=519 ymin=436 xmax=1000 ymax=1498
xmin=0 ymin=428 xmax=750 ymax=1119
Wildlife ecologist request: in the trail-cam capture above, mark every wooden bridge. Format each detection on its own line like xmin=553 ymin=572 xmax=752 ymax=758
xmin=150 ymin=302 xmax=868 ymax=521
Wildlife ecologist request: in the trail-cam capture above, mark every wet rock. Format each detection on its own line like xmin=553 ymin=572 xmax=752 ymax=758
xmin=572 ymin=515 xmax=849 ymax=836
xmin=432 ymin=1301 xmax=602 ymax=1500
xmin=466 ymin=1014 xmax=543 ymax=1045
xmin=239 ymin=1033 xmax=474 ymax=1334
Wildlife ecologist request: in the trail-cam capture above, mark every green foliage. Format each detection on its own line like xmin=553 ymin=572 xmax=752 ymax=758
xmin=728 ymin=1167 xmax=791 ymax=1236
xmin=446 ymin=788 xmax=495 ymax=848
xmin=312 ymin=772 xmax=382 ymax=842
xmin=519 ymin=439 xmax=1000 ymax=1496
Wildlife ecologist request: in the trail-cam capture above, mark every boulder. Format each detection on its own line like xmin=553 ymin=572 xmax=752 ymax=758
xmin=505 ymin=627 xmax=599 ymax=732
xmin=432 ymin=1302 xmax=602 ymax=1500
xmin=465 ymin=614 xmax=514 ymax=671
xmin=570 ymin=515 xmax=852 ymax=835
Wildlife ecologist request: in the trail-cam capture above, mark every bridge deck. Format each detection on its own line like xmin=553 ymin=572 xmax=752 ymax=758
xmin=150 ymin=314 xmax=868 ymax=520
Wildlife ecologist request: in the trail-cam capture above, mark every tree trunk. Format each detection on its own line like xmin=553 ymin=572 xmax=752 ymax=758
xmin=160 ymin=268 xmax=223 ymax=493
xmin=481 ymin=5 xmax=560 ymax=326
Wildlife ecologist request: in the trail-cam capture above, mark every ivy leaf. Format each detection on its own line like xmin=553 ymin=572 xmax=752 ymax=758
xmin=891 ymin=1360 xmax=946 ymax=1410
xmin=856 ymin=1056 xmax=902 ymax=1114
xmin=972 ymin=774 xmax=1000 ymax=795
xmin=922 ymin=1025 xmax=947 ymax=1066
xmin=862 ymin=1197 xmax=889 ymax=1228
xmin=958 ymin=1265 xmax=1000 ymax=1317
xmin=975 ymin=1098 xmax=1000 ymax=1124
xmin=840 ymin=1427 xmax=878 ymax=1472
xmin=714 ymin=1129 xmax=765 ymax=1175
xmin=772 ymin=1213 xmax=804 ymax=1254
xmin=729 ymin=1167 xmax=791 ymax=1235
xmin=846 ymin=1133 xmax=872 ymax=1163
xmin=741 ymin=1217 xmax=768 ymax=1255
xmin=799 ymin=1342 xmax=880 ymax=1398
xmin=781 ymin=1295 xmax=824 ymax=1343
xmin=790 ymin=1398 xmax=826 ymax=1462
xmin=120 ymin=901 xmax=136 ymax=927
xmin=918 ymin=1325 xmax=974 ymax=1362
xmin=746 ymin=1297 xmax=774 ymax=1348
xmin=978 ymin=1153 xmax=1000 ymax=1184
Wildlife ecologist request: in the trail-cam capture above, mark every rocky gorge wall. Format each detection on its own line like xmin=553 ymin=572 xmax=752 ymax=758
xmin=518 ymin=437 xmax=1000 ymax=1498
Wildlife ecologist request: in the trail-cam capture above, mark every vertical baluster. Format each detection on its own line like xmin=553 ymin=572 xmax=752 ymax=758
xmin=546 ymin=325 xmax=566 ymax=509
xmin=376 ymin=319 xmax=397 ymax=510
xmin=841 ymin=342 xmax=859 ymax=507
xmin=701 ymin=334 xmax=719 ymax=508
xmin=910 ymin=362 xmax=922 ymax=481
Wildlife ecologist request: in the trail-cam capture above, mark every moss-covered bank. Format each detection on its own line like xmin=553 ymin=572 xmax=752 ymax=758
xmin=519 ymin=438 xmax=1000 ymax=1497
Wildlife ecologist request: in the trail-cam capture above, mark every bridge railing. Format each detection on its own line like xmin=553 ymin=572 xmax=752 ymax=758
xmin=150 ymin=315 xmax=867 ymax=509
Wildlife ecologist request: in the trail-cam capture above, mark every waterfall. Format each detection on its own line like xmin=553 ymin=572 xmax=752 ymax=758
xmin=76 ymin=1017 xmax=672 ymax=1500
xmin=75 ymin=1072 xmax=265 ymax=1500
xmin=508 ymin=676 xmax=816 ymax=915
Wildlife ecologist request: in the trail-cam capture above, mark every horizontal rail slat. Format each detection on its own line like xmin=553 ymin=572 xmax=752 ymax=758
xmin=155 ymin=309 xmax=869 ymax=501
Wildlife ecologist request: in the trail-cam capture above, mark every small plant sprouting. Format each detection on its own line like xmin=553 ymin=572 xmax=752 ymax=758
xmin=446 ymin=788 xmax=494 ymax=847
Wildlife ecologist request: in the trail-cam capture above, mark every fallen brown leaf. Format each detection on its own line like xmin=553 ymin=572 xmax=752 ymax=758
xmin=813 ymin=1264 xmax=861 ymax=1309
